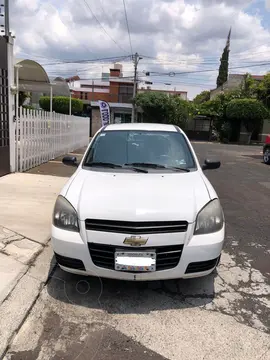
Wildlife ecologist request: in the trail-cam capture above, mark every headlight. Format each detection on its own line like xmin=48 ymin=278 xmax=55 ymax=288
xmin=53 ymin=195 xmax=79 ymax=232
xmin=194 ymin=199 xmax=224 ymax=235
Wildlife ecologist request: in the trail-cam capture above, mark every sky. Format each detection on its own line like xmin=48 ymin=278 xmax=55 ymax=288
xmin=6 ymin=0 xmax=270 ymax=99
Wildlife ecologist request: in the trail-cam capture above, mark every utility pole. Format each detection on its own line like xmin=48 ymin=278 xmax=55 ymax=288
xmin=131 ymin=52 xmax=141 ymax=123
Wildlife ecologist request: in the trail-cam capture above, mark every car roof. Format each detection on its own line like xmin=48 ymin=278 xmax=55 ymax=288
xmin=104 ymin=123 xmax=183 ymax=133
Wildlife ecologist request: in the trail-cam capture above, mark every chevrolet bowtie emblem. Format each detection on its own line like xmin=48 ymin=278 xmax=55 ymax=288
xmin=123 ymin=236 xmax=148 ymax=246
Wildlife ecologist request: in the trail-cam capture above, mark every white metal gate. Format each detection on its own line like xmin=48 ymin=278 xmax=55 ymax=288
xmin=16 ymin=107 xmax=89 ymax=172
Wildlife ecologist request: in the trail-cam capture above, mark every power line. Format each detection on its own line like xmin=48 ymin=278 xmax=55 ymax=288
xmin=140 ymin=47 xmax=270 ymax=64
xmin=97 ymin=0 xmax=111 ymax=25
xmin=17 ymin=52 xmax=131 ymax=64
xmin=144 ymin=62 xmax=270 ymax=77
xmin=122 ymin=0 xmax=133 ymax=55
xmin=83 ymin=0 xmax=129 ymax=54
xmin=40 ymin=55 xmax=132 ymax=66
xmin=140 ymin=56 xmax=270 ymax=66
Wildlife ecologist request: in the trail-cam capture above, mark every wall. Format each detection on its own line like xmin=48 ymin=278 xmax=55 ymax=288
xmin=238 ymin=119 xmax=270 ymax=143
xmin=210 ymin=74 xmax=264 ymax=100
xmin=260 ymin=119 xmax=270 ymax=141
xmin=91 ymin=108 xmax=102 ymax=136
xmin=210 ymin=76 xmax=243 ymax=100
xmin=109 ymin=81 xmax=119 ymax=102
xmin=72 ymin=80 xmax=133 ymax=103
xmin=73 ymin=91 xmax=112 ymax=103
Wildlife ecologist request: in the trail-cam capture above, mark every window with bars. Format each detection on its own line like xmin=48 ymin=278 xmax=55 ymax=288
xmin=118 ymin=85 xmax=133 ymax=103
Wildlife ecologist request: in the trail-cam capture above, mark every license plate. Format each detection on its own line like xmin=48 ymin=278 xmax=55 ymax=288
xmin=115 ymin=250 xmax=156 ymax=272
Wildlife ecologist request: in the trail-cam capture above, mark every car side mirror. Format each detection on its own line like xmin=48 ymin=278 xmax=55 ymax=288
xmin=62 ymin=156 xmax=78 ymax=167
xmin=202 ymin=159 xmax=221 ymax=170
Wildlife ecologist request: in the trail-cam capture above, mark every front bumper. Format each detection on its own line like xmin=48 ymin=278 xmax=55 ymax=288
xmin=51 ymin=222 xmax=225 ymax=281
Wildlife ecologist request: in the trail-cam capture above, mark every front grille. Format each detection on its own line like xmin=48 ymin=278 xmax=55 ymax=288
xmin=88 ymin=243 xmax=184 ymax=272
xmin=55 ymin=253 xmax=86 ymax=271
xmin=185 ymin=257 xmax=219 ymax=274
xmin=85 ymin=219 xmax=188 ymax=234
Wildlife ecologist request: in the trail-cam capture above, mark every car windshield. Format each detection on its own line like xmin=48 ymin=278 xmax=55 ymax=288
xmin=84 ymin=130 xmax=196 ymax=170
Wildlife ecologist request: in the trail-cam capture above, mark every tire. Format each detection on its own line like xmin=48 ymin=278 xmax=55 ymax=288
xmin=263 ymin=148 xmax=270 ymax=165
xmin=208 ymin=255 xmax=221 ymax=275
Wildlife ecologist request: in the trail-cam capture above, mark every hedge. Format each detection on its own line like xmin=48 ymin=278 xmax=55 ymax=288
xmin=39 ymin=96 xmax=83 ymax=115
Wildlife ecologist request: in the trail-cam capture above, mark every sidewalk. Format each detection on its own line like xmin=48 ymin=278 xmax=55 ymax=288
xmin=27 ymin=146 xmax=87 ymax=177
xmin=0 ymin=172 xmax=67 ymax=357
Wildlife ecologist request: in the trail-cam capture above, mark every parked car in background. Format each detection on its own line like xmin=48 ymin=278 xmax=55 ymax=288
xmin=263 ymin=135 xmax=270 ymax=165
xmin=52 ymin=123 xmax=225 ymax=281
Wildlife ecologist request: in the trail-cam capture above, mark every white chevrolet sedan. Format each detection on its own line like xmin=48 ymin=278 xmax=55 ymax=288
xmin=52 ymin=123 xmax=225 ymax=281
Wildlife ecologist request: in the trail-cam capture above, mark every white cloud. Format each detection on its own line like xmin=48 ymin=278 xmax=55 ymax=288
xmin=10 ymin=0 xmax=270 ymax=99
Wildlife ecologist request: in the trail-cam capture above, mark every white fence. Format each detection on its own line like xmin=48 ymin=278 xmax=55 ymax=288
xmin=16 ymin=107 xmax=89 ymax=172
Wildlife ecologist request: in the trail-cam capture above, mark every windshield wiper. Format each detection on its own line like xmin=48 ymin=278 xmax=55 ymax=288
xmin=124 ymin=165 xmax=148 ymax=173
xmin=125 ymin=162 xmax=166 ymax=168
xmin=85 ymin=162 xmax=148 ymax=173
xmin=125 ymin=163 xmax=190 ymax=172
xmin=167 ymin=166 xmax=190 ymax=172
xmin=85 ymin=162 xmax=123 ymax=168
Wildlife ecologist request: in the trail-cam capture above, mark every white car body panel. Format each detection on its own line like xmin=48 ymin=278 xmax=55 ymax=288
xmin=52 ymin=123 xmax=225 ymax=281
xmin=64 ymin=170 xmax=212 ymax=223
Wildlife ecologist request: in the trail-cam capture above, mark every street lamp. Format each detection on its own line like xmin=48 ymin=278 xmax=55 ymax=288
xmin=13 ymin=64 xmax=22 ymax=172
xmin=49 ymin=82 xmax=56 ymax=115
xmin=69 ymin=88 xmax=74 ymax=117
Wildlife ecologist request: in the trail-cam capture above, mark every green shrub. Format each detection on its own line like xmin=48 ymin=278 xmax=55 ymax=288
xmin=226 ymin=98 xmax=269 ymax=144
xmin=39 ymin=96 xmax=83 ymax=115
xmin=22 ymin=105 xmax=36 ymax=110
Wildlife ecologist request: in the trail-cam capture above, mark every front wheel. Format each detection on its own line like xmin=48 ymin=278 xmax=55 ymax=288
xmin=263 ymin=148 xmax=270 ymax=165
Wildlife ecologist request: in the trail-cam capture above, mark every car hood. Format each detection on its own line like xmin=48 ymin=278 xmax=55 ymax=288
xmin=64 ymin=169 xmax=212 ymax=223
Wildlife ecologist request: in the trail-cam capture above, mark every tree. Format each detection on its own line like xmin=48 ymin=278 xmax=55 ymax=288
xmin=198 ymin=90 xmax=241 ymax=119
xmin=167 ymin=96 xmax=191 ymax=128
xmin=240 ymin=73 xmax=257 ymax=98
xmin=216 ymin=28 xmax=231 ymax=88
xmin=193 ymin=90 xmax=210 ymax=104
xmin=199 ymin=98 xmax=223 ymax=118
xmin=134 ymin=92 xmax=191 ymax=128
xmin=134 ymin=92 xmax=171 ymax=123
xmin=226 ymin=99 xmax=269 ymax=144
xmin=39 ymin=96 xmax=83 ymax=115
xmin=256 ymin=72 xmax=270 ymax=108
xmin=197 ymin=90 xmax=243 ymax=142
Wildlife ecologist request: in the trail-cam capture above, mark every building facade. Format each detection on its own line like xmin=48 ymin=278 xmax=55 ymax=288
xmin=210 ymin=73 xmax=264 ymax=100
xmin=138 ymin=87 xmax=188 ymax=100
xmin=69 ymin=65 xmax=134 ymax=104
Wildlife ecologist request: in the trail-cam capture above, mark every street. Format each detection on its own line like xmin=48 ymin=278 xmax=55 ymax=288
xmin=4 ymin=142 xmax=270 ymax=360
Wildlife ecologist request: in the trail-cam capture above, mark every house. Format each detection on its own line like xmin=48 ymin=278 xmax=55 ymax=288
xmin=67 ymin=64 xmax=137 ymax=134
xmin=210 ymin=73 xmax=264 ymax=100
xmin=68 ymin=64 xmax=134 ymax=104
xmin=210 ymin=73 xmax=269 ymax=143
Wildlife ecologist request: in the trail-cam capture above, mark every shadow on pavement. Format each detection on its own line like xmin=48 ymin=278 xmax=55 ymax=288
xmin=241 ymin=154 xmax=263 ymax=160
xmin=47 ymin=256 xmax=216 ymax=315
xmin=9 ymin=312 xmax=168 ymax=360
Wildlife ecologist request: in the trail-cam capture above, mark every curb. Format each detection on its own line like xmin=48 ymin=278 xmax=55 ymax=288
xmin=0 ymin=243 xmax=55 ymax=358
